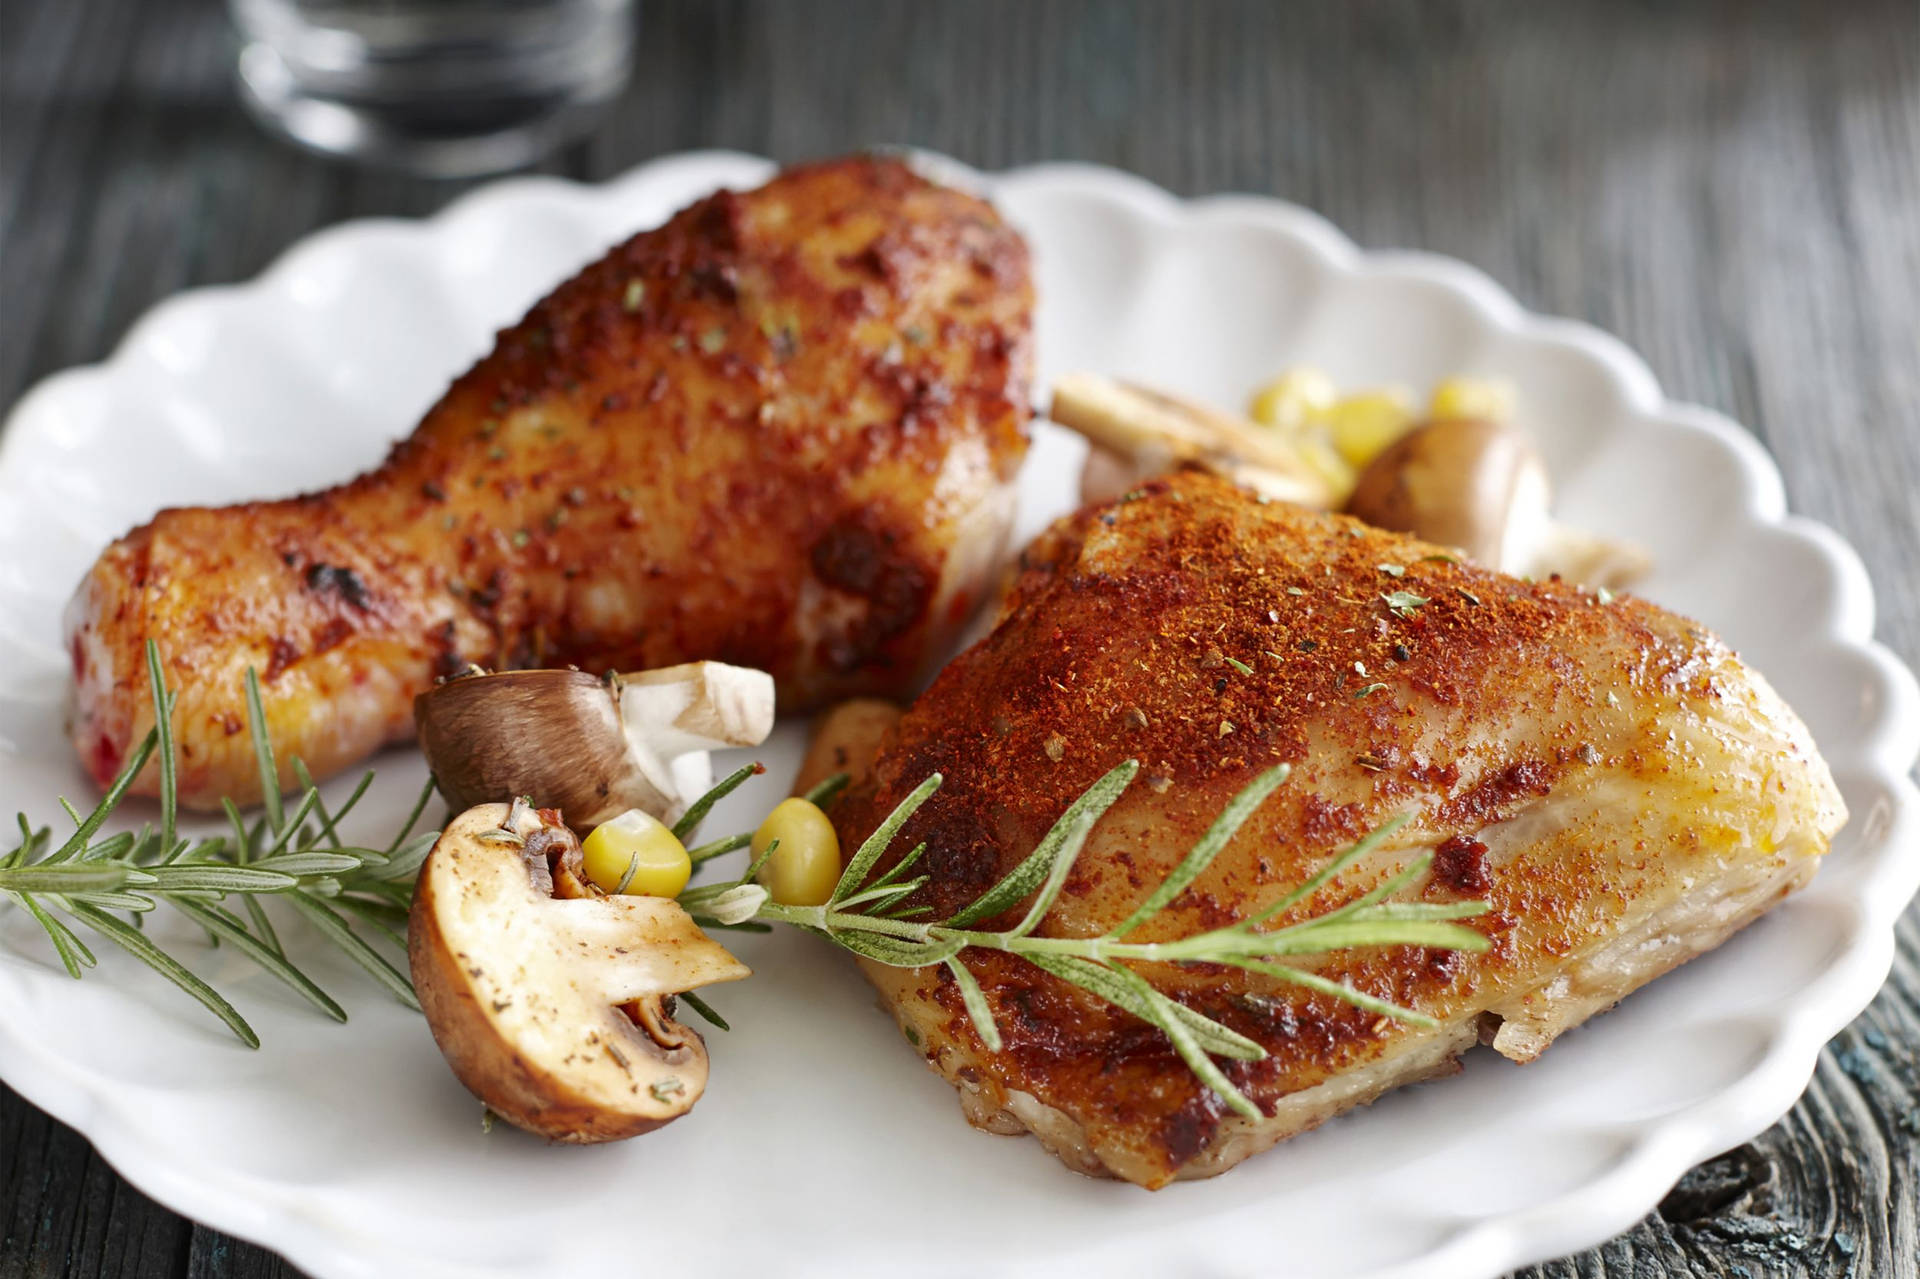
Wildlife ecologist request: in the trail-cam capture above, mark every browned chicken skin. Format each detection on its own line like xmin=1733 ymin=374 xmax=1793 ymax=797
xmin=66 ymin=156 xmax=1032 ymax=806
xmin=833 ymin=470 xmax=1845 ymax=1189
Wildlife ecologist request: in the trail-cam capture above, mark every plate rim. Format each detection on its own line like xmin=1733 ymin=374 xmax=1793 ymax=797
xmin=2 ymin=147 xmax=1916 ymax=1279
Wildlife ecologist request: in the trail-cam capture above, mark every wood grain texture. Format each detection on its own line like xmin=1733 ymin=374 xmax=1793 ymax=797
xmin=1 ymin=0 xmax=1914 ymax=1275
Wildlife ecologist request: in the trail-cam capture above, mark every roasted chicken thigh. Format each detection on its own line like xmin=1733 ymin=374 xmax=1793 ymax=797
xmin=67 ymin=156 xmax=1032 ymax=807
xmin=833 ymin=470 xmax=1845 ymax=1189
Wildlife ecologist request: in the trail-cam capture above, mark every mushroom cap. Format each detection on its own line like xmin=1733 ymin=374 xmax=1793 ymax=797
xmin=416 ymin=670 xmax=643 ymax=827
xmin=1343 ymin=417 xmax=1549 ymax=568
xmin=409 ymin=802 xmax=750 ymax=1142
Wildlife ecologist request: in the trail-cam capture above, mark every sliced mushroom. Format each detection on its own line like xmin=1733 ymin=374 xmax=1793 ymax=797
xmin=1049 ymin=372 xmax=1339 ymax=509
xmin=415 ymin=661 xmax=776 ymax=829
xmin=410 ymin=800 xmax=751 ymax=1142
xmin=1345 ymin=417 xmax=1651 ymax=588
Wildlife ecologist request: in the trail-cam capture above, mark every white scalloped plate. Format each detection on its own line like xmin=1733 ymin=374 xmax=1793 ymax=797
xmin=2 ymin=152 xmax=1915 ymax=1279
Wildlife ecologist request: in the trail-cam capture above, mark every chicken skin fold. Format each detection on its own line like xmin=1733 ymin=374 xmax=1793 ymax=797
xmin=66 ymin=156 xmax=1032 ymax=806
xmin=832 ymin=469 xmax=1846 ymax=1189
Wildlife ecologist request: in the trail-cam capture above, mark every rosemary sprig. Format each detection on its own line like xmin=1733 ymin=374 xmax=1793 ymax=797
xmin=684 ymin=761 xmax=1492 ymax=1119
xmin=0 ymin=640 xmax=435 ymax=1047
xmin=3 ymin=648 xmax=1490 ymax=1121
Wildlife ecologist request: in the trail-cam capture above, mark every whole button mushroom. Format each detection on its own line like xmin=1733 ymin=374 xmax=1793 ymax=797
xmin=1345 ymin=417 xmax=1649 ymax=588
xmin=1345 ymin=418 xmax=1550 ymax=569
xmin=415 ymin=660 xmax=776 ymax=831
xmin=409 ymin=799 xmax=752 ymax=1142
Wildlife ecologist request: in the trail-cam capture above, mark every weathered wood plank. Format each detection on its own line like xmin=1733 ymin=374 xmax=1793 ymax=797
xmin=1 ymin=1 xmax=1914 ymax=1276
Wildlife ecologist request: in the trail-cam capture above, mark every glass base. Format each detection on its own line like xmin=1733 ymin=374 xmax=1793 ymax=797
xmin=236 ymin=39 xmax=622 ymax=178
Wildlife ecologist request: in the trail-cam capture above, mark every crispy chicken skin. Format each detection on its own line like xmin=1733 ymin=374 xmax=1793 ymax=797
xmin=66 ymin=156 xmax=1032 ymax=807
xmin=834 ymin=470 xmax=1846 ymax=1189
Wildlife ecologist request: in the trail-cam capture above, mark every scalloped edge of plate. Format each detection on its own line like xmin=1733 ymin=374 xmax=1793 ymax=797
xmin=2 ymin=150 xmax=1915 ymax=1279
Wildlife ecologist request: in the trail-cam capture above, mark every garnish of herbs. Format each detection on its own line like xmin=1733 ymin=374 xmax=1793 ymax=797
xmin=2 ymin=646 xmax=1491 ymax=1114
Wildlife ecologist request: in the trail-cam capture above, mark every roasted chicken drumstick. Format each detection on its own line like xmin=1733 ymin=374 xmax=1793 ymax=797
xmin=67 ymin=156 xmax=1032 ymax=807
xmin=833 ymin=469 xmax=1845 ymax=1189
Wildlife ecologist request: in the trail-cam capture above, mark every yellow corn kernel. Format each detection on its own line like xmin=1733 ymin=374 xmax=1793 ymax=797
xmin=1294 ymin=433 xmax=1358 ymax=502
xmin=1325 ymin=390 xmax=1415 ymax=468
xmin=752 ymin=797 xmax=842 ymax=906
xmin=1429 ymin=376 xmax=1514 ymax=423
xmin=1248 ymin=367 xmax=1338 ymax=430
xmin=581 ymin=809 xmax=691 ymax=898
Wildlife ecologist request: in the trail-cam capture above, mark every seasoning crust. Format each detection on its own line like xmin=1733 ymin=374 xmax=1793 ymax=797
xmin=835 ymin=470 xmax=1845 ymax=1188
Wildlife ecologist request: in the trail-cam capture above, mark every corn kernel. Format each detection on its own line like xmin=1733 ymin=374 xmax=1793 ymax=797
xmin=1295 ymin=434 xmax=1359 ymax=502
xmin=1326 ymin=390 xmax=1416 ymax=467
xmin=581 ymin=809 xmax=692 ymax=898
xmin=1429 ymin=377 xmax=1514 ymax=423
xmin=752 ymin=797 xmax=842 ymax=906
xmin=1248 ymin=367 xmax=1338 ymax=430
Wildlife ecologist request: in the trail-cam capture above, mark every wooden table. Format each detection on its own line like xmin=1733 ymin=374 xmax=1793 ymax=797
xmin=3 ymin=1 xmax=1915 ymax=1274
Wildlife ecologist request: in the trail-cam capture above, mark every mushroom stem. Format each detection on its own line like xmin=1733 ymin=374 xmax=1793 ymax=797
xmin=618 ymin=662 xmax=776 ymax=757
xmin=615 ymin=662 xmax=777 ymax=824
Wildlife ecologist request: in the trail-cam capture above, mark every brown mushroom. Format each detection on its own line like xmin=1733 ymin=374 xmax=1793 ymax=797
xmin=1345 ymin=417 xmax=1545 ymax=565
xmin=1345 ymin=417 xmax=1650 ymax=588
xmin=409 ymin=799 xmax=751 ymax=1142
xmin=415 ymin=661 xmax=776 ymax=830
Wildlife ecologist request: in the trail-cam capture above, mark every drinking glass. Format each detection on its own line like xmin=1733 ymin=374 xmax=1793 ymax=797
xmin=230 ymin=0 xmax=635 ymax=177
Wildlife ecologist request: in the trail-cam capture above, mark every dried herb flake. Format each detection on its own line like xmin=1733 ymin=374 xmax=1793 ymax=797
xmin=1383 ymin=590 xmax=1430 ymax=617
